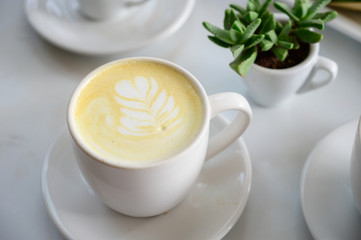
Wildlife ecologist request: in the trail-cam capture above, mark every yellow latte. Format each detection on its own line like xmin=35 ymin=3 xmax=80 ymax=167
xmin=72 ymin=60 xmax=204 ymax=164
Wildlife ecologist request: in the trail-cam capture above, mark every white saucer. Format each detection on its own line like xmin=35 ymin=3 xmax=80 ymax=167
xmin=41 ymin=115 xmax=252 ymax=240
xmin=25 ymin=0 xmax=195 ymax=55
xmin=301 ymin=119 xmax=361 ymax=240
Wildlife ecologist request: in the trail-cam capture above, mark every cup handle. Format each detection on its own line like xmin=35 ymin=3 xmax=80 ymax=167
xmin=297 ymin=56 xmax=338 ymax=94
xmin=205 ymin=92 xmax=252 ymax=160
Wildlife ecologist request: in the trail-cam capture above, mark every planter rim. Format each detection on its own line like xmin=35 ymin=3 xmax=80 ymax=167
xmin=251 ymin=43 xmax=319 ymax=74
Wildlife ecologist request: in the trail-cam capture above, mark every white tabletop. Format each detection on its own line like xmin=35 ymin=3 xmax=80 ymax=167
xmin=1 ymin=0 xmax=361 ymax=239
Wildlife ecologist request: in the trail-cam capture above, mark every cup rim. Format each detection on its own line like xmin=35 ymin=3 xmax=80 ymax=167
xmin=67 ymin=57 xmax=210 ymax=169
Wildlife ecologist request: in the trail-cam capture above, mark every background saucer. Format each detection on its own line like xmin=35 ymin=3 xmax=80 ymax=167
xmin=41 ymin=115 xmax=252 ymax=240
xmin=25 ymin=0 xmax=195 ymax=55
xmin=301 ymin=119 xmax=361 ymax=239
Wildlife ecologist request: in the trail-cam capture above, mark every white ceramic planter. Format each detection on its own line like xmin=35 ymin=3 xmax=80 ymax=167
xmin=243 ymin=15 xmax=338 ymax=107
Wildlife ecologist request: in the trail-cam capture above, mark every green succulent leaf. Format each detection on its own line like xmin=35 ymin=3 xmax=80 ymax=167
xmin=241 ymin=18 xmax=262 ymax=42
xmin=230 ymin=47 xmax=257 ymax=77
xmin=265 ymin=30 xmax=278 ymax=43
xmin=259 ymin=14 xmax=276 ymax=34
xmin=203 ymin=22 xmax=234 ymax=44
xmin=298 ymin=19 xmax=324 ymax=30
xmin=245 ymin=34 xmax=265 ymax=48
xmin=293 ymin=0 xmax=309 ymax=19
xmin=259 ymin=10 xmax=270 ymax=22
xmin=275 ymin=21 xmax=284 ymax=32
xmin=279 ymin=20 xmax=292 ymax=37
xmin=230 ymin=4 xmax=247 ymax=15
xmin=230 ymin=29 xmax=243 ymax=42
xmin=305 ymin=0 xmax=332 ymax=20
xmin=289 ymin=36 xmax=300 ymax=49
xmin=260 ymin=39 xmax=274 ymax=51
xmin=224 ymin=9 xmax=231 ymax=30
xmin=224 ymin=9 xmax=239 ymax=30
xmin=294 ymin=28 xmax=323 ymax=43
xmin=258 ymin=0 xmax=274 ymax=17
xmin=314 ymin=11 xmax=338 ymax=23
xmin=231 ymin=44 xmax=245 ymax=58
xmin=247 ymin=0 xmax=257 ymax=11
xmin=254 ymin=0 xmax=262 ymax=8
xmin=276 ymin=40 xmax=294 ymax=49
xmin=274 ymin=2 xmax=300 ymax=22
xmin=272 ymin=46 xmax=288 ymax=61
xmin=208 ymin=36 xmax=232 ymax=48
xmin=245 ymin=11 xmax=259 ymax=22
xmin=232 ymin=20 xmax=246 ymax=33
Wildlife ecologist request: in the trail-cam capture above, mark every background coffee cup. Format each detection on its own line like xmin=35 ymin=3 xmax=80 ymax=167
xmin=243 ymin=41 xmax=338 ymax=107
xmin=77 ymin=0 xmax=149 ymax=20
xmin=351 ymin=117 xmax=361 ymax=214
xmin=67 ymin=57 xmax=252 ymax=217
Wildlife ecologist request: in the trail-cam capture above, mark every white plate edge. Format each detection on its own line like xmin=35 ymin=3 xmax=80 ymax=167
xmin=299 ymin=118 xmax=359 ymax=240
xmin=24 ymin=0 xmax=196 ymax=55
xmin=41 ymin=115 xmax=252 ymax=240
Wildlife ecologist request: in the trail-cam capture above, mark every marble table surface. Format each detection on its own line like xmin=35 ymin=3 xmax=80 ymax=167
xmin=1 ymin=0 xmax=361 ymax=239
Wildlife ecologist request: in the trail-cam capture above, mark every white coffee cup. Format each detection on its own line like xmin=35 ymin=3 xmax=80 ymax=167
xmin=77 ymin=0 xmax=148 ymax=20
xmin=350 ymin=117 xmax=361 ymax=214
xmin=67 ymin=57 xmax=252 ymax=217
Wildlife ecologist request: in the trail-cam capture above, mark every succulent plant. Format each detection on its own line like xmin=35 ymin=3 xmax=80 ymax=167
xmin=274 ymin=0 xmax=338 ymax=43
xmin=202 ymin=0 xmax=337 ymax=77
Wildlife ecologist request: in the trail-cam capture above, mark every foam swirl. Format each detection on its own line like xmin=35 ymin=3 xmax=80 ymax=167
xmin=113 ymin=76 xmax=182 ymax=136
xmin=73 ymin=60 xmax=204 ymax=163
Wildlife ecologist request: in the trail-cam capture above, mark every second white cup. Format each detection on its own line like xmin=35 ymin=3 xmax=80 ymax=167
xmin=78 ymin=0 xmax=148 ymax=20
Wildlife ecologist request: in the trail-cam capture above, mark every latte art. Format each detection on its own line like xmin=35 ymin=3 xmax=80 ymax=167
xmin=72 ymin=60 xmax=204 ymax=164
xmin=114 ymin=76 xmax=182 ymax=136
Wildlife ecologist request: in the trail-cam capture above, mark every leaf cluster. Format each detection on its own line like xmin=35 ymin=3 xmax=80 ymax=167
xmin=202 ymin=0 xmax=337 ymax=76
xmin=274 ymin=0 xmax=337 ymax=43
